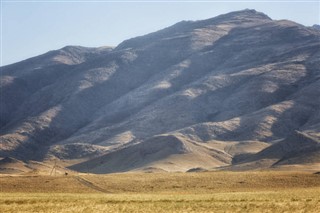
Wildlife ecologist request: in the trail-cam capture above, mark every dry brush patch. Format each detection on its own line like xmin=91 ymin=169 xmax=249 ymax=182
xmin=0 ymin=171 xmax=320 ymax=212
xmin=2 ymin=171 xmax=320 ymax=193
xmin=0 ymin=190 xmax=320 ymax=213
xmin=81 ymin=171 xmax=320 ymax=193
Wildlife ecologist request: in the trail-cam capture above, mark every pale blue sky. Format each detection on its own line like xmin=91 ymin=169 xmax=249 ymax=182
xmin=1 ymin=1 xmax=319 ymax=66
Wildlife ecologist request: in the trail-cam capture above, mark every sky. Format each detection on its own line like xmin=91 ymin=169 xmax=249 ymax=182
xmin=1 ymin=0 xmax=319 ymax=66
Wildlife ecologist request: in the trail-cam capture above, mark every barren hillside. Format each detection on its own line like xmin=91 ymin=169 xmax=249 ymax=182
xmin=1 ymin=9 xmax=319 ymax=173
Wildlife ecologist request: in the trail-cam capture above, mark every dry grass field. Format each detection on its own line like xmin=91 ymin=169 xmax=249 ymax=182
xmin=1 ymin=171 xmax=320 ymax=212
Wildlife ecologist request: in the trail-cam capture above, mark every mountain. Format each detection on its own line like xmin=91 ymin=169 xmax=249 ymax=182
xmin=312 ymin=24 xmax=320 ymax=31
xmin=1 ymin=9 xmax=319 ymax=173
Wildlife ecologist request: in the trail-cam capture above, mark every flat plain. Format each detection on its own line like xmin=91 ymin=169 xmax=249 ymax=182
xmin=1 ymin=171 xmax=320 ymax=213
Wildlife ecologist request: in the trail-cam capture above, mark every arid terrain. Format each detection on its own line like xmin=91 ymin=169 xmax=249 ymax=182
xmin=1 ymin=9 xmax=320 ymax=213
xmin=1 ymin=171 xmax=320 ymax=213
xmin=1 ymin=9 xmax=319 ymax=173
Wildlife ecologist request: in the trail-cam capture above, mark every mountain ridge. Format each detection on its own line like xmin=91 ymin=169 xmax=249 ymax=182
xmin=1 ymin=9 xmax=319 ymax=173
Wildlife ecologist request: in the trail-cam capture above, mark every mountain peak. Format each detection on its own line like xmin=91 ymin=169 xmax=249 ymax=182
xmin=116 ymin=9 xmax=272 ymax=51
xmin=211 ymin=9 xmax=272 ymax=22
xmin=312 ymin=24 xmax=320 ymax=31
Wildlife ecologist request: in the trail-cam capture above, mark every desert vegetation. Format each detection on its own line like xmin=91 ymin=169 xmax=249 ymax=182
xmin=1 ymin=171 xmax=319 ymax=212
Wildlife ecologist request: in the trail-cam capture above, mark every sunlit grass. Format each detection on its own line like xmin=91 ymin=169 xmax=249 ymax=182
xmin=1 ymin=189 xmax=320 ymax=213
xmin=1 ymin=171 xmax=320 ymax=212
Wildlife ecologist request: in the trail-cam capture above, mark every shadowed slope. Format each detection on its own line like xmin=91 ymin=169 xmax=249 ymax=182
xmin=70 ymin=135 xmax=232 ymax=173
xmin=0 ymin=9 xmax=319 ymax=172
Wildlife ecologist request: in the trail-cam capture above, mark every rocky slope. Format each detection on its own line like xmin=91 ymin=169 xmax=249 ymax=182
xmin=1 ymin=9 xmax=319 ymax=172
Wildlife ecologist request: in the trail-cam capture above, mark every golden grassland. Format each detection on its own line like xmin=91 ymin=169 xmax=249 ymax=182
xmin=0 ymin=171 xmax=320 ymax=212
